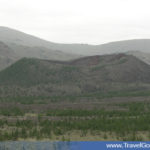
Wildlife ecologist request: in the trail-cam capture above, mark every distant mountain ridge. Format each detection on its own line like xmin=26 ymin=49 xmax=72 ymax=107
xmin=0 ymin=27 xmax=82 ymax=70
xmin=1 ymin=26 xmax=150 ymax=70
xmin=126 ymin=51 xmax=150 ymax=65
xmin=0 ymin=41 xmax=19 ymax=70
xmin=1 ymin=27 xmax=150 ymax=56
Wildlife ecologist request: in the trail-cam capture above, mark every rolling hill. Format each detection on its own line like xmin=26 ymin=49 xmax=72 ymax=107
xmin=0 ymin=27 xmax=81 ymax=70
xmin=0 ymin=41 xmax=19 ymax=70
xmin=126 ymin=51 xmax=150 ymax=65
xmin=1 ymin=27 xmax=150 ymax=56
xmin=1 ymin=26 xmax=150 ymax=76
xmin=0 ymin=54 xmax=150 ymax=97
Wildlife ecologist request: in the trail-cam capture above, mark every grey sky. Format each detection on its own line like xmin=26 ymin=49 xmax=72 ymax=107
xmin=0 ymin=0 xmax=150 ymax=44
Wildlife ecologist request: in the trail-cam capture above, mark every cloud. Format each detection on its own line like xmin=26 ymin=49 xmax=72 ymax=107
xmin=0 ymin=0 xmax=150 ymax=44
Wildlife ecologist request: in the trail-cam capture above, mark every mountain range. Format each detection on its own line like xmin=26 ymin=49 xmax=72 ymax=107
xmin=0 ymin=26 xmax=150 ymax=97
xmin=1 ymin=26 xmax=150 ymax=70
xmin=0 ymin=27 xmax=82 ymax=70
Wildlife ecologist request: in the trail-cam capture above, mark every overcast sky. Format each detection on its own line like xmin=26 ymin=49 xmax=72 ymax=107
xmin=0 ymin=0 xmax=150 ymax=44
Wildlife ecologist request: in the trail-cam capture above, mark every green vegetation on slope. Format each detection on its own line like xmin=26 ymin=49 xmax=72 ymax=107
xmin=0 ymin=54 xmax=150 ymax=97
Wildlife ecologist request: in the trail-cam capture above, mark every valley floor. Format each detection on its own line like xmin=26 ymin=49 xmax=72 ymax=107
xmin=0 ymin=95 xmax=150 ymax=141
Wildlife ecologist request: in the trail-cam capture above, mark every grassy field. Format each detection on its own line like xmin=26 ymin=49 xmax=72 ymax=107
xmin=0 ymin=91 xmax=150 ymax=141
